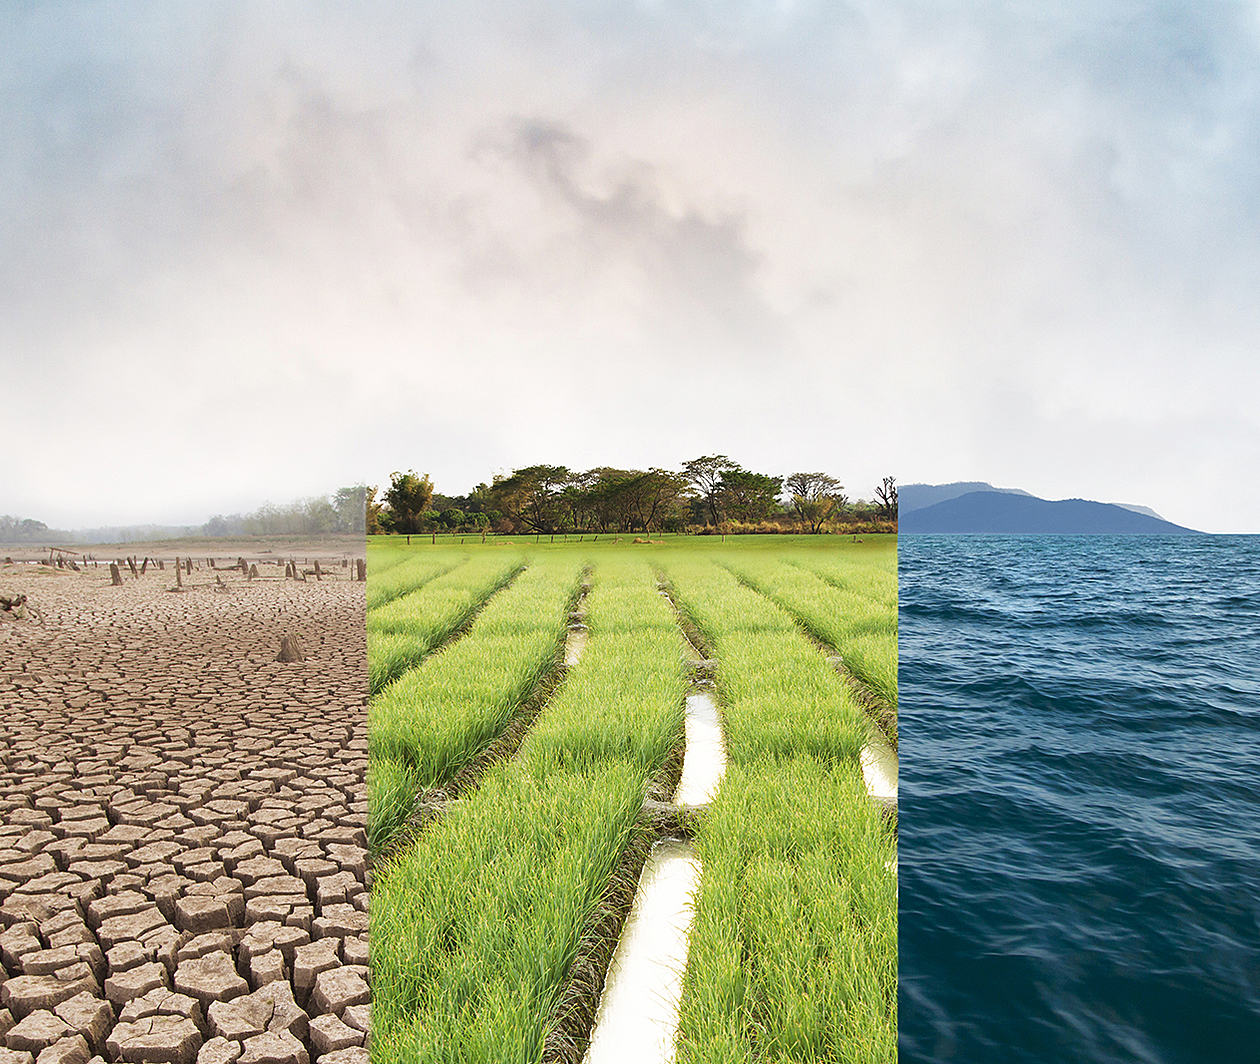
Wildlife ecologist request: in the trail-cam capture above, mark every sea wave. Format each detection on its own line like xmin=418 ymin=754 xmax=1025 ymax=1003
xmin=899 ymin=534 xmax=1260 ymax=1064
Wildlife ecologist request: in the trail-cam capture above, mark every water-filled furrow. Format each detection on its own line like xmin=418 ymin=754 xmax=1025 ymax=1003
xmin=585 ymin=686 xmax=727 ymax=1062
xmin=584 ymin=840 xmax=702 ymax=1064
xmin=862 ymin=735 xmax=898 ymax=804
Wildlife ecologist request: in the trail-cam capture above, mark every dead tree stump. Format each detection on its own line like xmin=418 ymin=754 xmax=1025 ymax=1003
xmin=110 ymin=563 xmax=123 ymax=586
xmin=276 ymin=635 xmax=305 ymax=662
xmin=248 ymin=564 xmax=259 ymax=579
xmin=314 ymin=560 xmax=322 ymax=581
xmin=127 ymin=557 xmax=138 ymax=578
xmin=175 ymin=560 xmax=183 ymax=588
xmin=356 ymin=559 xmax=366 ymax=582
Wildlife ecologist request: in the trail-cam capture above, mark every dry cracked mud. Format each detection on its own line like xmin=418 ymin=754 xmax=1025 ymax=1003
xmin=0 ymin=559 xmax=367 ymax=1064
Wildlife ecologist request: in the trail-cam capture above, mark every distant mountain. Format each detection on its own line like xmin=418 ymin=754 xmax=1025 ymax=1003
xmin=900 ymin=482 xmax=1033 ymax=514
xmin=901 ymin=490 xmax=1199 ymax=534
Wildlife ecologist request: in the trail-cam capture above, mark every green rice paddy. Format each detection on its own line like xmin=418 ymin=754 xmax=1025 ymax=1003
xmin=366 ymin=533 xmax=897 ymax=1063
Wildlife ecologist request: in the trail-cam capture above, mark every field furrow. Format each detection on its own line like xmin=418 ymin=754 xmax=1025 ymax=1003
xmin=369 ymin=557 xmax=686 ymax=1064
xmin=365 ymin=548 xmax=417 ymax=580
xmin=368 ymin=557 xmax=588 ymax=855
xmin=720 ymin=558 xmax=899 ymax=743
xmin=789 ymin=555 xmax=897 ymax=611
xmin=367 ymin=553 xmax=526 ymax=693
xmin=661 ymin=559 xmax=897 ymax=1063
xmin=365 ymin=552 xmax=468 ymax=611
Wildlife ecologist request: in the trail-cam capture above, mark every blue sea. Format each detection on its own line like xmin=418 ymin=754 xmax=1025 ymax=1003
xmin=898 ymin=535 xmax=1260 ymax=1064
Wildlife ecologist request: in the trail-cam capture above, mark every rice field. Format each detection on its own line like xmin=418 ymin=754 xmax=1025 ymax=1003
xmin=366 ymin=534 xmax=897 ymax=1063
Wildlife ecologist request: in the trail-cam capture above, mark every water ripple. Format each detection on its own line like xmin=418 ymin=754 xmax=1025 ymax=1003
xmin=899 ymin=534 xmax=1260 ymax=1064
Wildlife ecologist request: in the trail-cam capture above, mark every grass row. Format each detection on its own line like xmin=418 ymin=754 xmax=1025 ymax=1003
xmin=661 ymin=558 xmax=897 ymax=1064
xmin=723 ymin=555 xmax=899 ymax=719
xmin=370 ymin=556 xmax=687 ymax=1064
xmin=365 ymin=551 xmax=420 ymax=582
xmin=367 ymin=554 xmax=525 ymax=693
xmin=368 ymin=556 xmax=586 ymax=854
xmin=791 ymin=548 xmax=897 ymax=612
xmin=366 ymin=551 xmax=468 ymax=611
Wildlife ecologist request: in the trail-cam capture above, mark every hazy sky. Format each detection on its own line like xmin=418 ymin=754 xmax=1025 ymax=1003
xmin=4 ymin=2 xmax=1258 ymax=532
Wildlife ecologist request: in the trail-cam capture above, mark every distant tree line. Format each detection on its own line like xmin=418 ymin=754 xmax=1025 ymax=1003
xmin=368 ymin=459 xmax=897 ymax=536
xmin=202 ymin=486 xmax=369 ymax=537
xmin=0 ymin=515 xmax=51 ymax=541
xmin=4 ymin=487 xmax=372 ymax=545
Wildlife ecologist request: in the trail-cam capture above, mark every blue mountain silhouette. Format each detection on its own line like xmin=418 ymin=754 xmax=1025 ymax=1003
xmin=901 ymin=490 xmax=1198 ymax=534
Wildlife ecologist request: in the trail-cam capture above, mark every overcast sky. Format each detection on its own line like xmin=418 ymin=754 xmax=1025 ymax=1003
xmin=4 ymin=2 xmax=1258 ymax=532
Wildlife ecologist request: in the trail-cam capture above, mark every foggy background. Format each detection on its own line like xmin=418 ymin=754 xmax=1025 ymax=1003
xmin=4 ymin=2 xmax=1257 ymax=532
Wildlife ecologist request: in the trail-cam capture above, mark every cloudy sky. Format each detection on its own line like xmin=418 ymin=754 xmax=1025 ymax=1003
xmin=3 ymin=1 xmax=1258 ymax=532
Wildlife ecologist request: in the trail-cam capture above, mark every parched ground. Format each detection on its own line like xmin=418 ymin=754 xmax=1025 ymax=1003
xmin=0 ymin=559 xmax=367 ymax=1064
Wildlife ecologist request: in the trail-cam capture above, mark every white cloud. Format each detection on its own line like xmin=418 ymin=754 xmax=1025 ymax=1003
xmin=2 ymin=1 xmax=1258 ymax=530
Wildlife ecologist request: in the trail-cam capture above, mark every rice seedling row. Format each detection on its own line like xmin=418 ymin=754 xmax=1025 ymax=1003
xmin=659 ymin=558 xmax=897 ymax=1063
xmin=365 ymin=536 xmax=897 ymax=1063
xmin=367 ymin=546 xmax=421 ymax=580
xmin=719 ymin=556 xmax=899 ymax=745
xmin=790 ymin=551 xmax=897 ymax=611
xmin=367 ymin=553 xmax=526 ymax=693
xmin=366 ymin=551 xmax=469 ymax=610
xmin=370 ymin=557 xmax=688 ymax=1064
xmin=368 ymin=557 xmax=589 ymax=855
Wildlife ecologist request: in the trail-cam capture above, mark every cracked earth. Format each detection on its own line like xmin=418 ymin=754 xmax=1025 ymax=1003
xmin=0 ymin=559 xmax=367 ymax=1064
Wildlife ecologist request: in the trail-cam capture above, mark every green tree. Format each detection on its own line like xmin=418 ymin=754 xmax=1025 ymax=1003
xmin=719 ymin=469 xmax=782 ymax=522
xmin=785 ymin=472 xmax=846 ymax=534
xmin=383 ymin=470 xmax=434 ymax=535
xmin=682 ymin=455 xmax=740 ymax=525
xmin=490 ymin=466 xmax=572 ymax=534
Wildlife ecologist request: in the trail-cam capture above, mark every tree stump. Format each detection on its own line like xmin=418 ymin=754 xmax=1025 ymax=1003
xmin=127 ymin=557 xmax=138 ymax=578
xmin=110 ymin=563 xmax=123 ymax=586
xmin=276 ymin=635 xmax=305 ymax=662
xmin=356 ymin=559 xmax=366 ymax=582
xmin=175 ymin=560 xmax=183 ymax=588
xmin=314 ymin=560 xmax=322 ymax=581
xmin=248 ymin=564 xmax=259 ymax=579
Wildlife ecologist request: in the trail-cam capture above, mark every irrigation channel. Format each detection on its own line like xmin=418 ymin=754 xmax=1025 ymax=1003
xmin=582 ymin=595 xmax=899 ymax=1064
xmin=366 ymin=542 xmax=898 ymax=1062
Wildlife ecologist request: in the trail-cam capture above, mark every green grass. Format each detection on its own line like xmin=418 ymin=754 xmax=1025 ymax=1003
xmin=367 ymin=553 xmax=525 ymax=693
xmin=366 ymin=535 xmax=897 ymax=1063
xmin=722 ymin=554 xmax=899 ymax=717
xmin=366 ymin=552 xmax=467 ymax=611
xmin=370 ymin=556 xmax=686 ymax=1063
xmin=679 ymin=762 xmax=896 ymax=1063
xmin=660 ymin=557 xmax=897 ymax=1063
xmin=368 ymin=556 xmax=585 ymax=853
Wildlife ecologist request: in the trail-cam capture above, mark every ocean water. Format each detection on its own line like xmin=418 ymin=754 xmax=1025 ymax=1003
xmin=898 ymin=535 xmax=1260 ymax=1063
